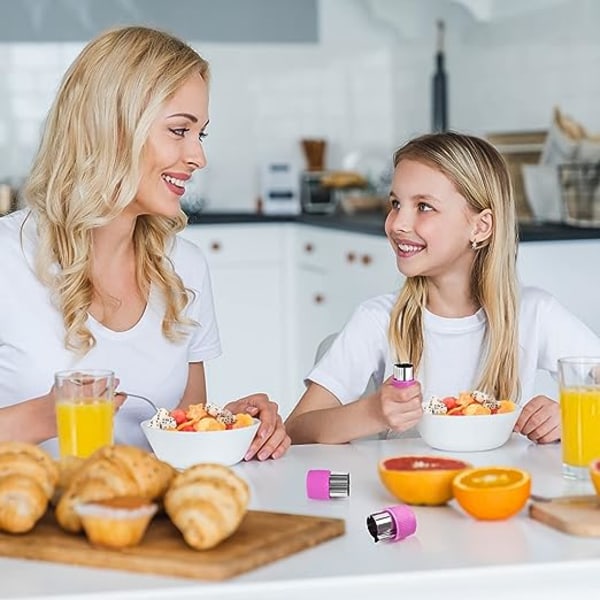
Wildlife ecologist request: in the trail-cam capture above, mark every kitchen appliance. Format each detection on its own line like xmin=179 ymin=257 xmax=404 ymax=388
xmin=260 ymin=161 xmax=301 ymax=215
xmin=300 ymin=171 xmax=338 ymax=214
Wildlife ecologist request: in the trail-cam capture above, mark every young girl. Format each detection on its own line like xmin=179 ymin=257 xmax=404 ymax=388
xmin=285 ymin=132 xmax=600 ymax=445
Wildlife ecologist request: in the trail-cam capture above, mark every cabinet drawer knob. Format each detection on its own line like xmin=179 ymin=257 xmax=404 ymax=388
xmin=304 ymin=243 xmax=314 ymax=253
xmin=210 ymin=241 xmax=222 ymax=252
xmin=346 ymin=252 xmax=356 ymax=263
xmin=361 ymin=254 xmax=372 ymax=265
xmin=314 ymin=294 xmax=325 ymax=304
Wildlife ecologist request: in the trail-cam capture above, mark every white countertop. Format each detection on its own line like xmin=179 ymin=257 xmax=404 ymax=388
xmin=2 ymin=436 xmax=600 ymax=600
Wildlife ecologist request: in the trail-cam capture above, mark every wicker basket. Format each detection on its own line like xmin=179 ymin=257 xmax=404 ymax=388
xmin=558 ymin=163 xmax=600 ymax=227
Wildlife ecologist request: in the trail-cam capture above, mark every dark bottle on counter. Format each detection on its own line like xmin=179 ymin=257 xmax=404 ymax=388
xmin=431 ymin=19 xmax=448 ymax=133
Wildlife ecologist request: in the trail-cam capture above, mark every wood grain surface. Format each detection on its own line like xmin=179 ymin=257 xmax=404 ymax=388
xmin=0 ymin=509 xmax=345 ymax=581
xmin=529 ymin=498 xmax=600 ymax=536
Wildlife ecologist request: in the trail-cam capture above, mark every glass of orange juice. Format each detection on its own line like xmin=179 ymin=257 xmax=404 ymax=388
xmin=558 ymin=357 xmax=600 ymax=479
xmin=54 ymin=369 xmax=115 ymax=458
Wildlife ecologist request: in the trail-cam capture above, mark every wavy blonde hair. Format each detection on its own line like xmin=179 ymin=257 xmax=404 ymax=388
xmin=388 ymin=132 xmax=520 ymax=401
xmin=23 ymin=26 xmax=209 ymax=354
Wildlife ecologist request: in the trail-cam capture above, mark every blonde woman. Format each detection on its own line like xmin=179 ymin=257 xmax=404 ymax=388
xmin=285 ymin=132 xmax=600 ymax=445
xmin=0 ymin=26 xmax=289 ymax=459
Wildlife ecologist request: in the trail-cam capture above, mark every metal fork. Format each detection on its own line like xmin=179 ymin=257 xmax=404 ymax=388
xmin=119 ymin=392 xmax=159 ymax=414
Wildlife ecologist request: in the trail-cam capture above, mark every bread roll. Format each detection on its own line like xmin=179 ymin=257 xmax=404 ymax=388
xmin=164 ymin=463 xmax=249 ymax=550
xmin=0 ymin=474 xmax=48 ymax=533
xmin=0 ymin=442 xmax=58 ymax=533
xmin=55 ymin=444 xmax=174 ymax=533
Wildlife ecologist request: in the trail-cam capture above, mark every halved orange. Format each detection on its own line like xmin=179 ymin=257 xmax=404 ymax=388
xmin=590 ymin=459 xmax=600 ymax=496
xmin=452 ymin=466 xmax=531 ymax=520
xmin=378 ymin=455 xmax=471 ymax=506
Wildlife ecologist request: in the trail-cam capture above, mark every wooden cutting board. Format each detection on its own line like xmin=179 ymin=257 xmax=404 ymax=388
xmin=0 ymin=509 xmax=345 ymax=581
xmin=529 ymin=497 xmax=600 ymax=536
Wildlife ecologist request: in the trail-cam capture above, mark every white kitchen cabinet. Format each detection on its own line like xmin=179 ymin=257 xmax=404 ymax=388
xmin=517 ymin=238 xmax=600 ymax=398
xmin=179 ymin=224 xmax=294 ymax=415
xmin=180 ymin=222 xmax=600 ymax=415
xmin=290 ymin=226 xmax=403 ymax=400
xmin=517 ymin=239 xmax=600 ymax=335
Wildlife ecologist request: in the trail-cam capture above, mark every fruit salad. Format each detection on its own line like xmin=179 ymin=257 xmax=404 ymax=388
xmin=148 ymin=403 xmax=255 ymax=431
xmin=423 ymin=390 xmax=516 ymax=416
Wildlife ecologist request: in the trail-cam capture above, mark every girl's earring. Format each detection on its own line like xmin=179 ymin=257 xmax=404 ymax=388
xmin=470 ymin=239 xmax=478 ymax=250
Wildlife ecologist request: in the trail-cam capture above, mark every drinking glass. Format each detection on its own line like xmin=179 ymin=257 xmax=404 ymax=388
xmin=54 ymin=369 xmax=115 ymax=458
xmin=558 ymin=357 xmax=600 ymax=479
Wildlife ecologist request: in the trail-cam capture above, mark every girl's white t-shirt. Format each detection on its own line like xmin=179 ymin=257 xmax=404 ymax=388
xmin=0 ymin=210 xmax=221 ymax=449
xmin=307 ymin=287 xmax=600 ymax=412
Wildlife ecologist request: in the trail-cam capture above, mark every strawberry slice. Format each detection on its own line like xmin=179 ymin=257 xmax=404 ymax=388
xmin=170 ymin=409 xmax=187 ymax=425
xmin=442 ymin=396 xmax=459 ymax=410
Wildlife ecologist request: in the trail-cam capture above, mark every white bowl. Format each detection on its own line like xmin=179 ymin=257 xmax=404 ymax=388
xmin=417 ymin=409 xmax=520 ymax=452
xmin=140 ymin=418 xmax=260 ymax=469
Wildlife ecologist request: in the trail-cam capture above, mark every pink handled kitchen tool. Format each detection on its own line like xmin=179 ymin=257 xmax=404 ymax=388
xmin=306 ymin=469 xmax=350 ymax=500
xmin=366 ymin=505 xmax=417 ymax=542
xmin=392 ymin=362 xmax=414 ymax=389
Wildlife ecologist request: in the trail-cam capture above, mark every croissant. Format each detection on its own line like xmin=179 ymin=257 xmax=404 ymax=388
xmin=55 ymin=444 xmax=174 ymax=533
xmin=164 ymin=463 xmax=249 ymax=550
xmin=0 ymin=442 xmax=58 ymax=533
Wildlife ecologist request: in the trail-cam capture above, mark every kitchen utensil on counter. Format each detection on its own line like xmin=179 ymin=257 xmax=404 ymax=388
xmin=301 ymin=138 xmax=326 ymax=172
xmin=366 ymin=505 xmax=416 ymax=543
xmin=558 ymin=357 xmax=600 ymax=479
xmin=306 ymin=469 xmax=350 ymax=500
xmin=0 ymin=510 xmax=345 ymax=580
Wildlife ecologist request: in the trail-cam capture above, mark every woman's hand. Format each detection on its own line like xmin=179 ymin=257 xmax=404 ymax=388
xmin=375 ymin=377 xmax=423 ymax=433
xmin=513 ymin=395 xmax=560 ymax=444
xmin=224 ymin=393 xmax=291 ymax=461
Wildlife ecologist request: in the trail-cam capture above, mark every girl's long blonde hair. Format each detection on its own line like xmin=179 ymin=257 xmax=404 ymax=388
xmin=23 ymin=26 xmax=210 ymax=354
xmin=388 ymin=132 xmax=520 ymax=401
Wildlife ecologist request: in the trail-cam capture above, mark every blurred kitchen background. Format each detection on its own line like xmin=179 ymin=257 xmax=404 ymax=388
xmin=1 ymin=0 xmax=600 ymax=219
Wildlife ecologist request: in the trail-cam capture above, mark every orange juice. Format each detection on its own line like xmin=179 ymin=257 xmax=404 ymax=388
xmin=560 ymin=387 xmax=600 ymax=468
xmin=56 ymin=397 xmax=114 ymax=458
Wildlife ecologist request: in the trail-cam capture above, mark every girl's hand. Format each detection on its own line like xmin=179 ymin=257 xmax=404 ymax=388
xmin=513 ymin=395 xmax=560 ymax=444
xmin=376 ymin=377 xmax=423 ymax=433
xmin=224 ymin=393 xmax=291 ymax=461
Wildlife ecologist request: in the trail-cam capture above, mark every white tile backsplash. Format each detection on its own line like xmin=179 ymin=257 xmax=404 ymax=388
xmin=1 ymin=0 xmax=599 ymax=210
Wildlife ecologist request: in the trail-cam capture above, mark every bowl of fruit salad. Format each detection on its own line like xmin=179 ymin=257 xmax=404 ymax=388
xmin=140 ymin=403 xmax=259 ymax=469
xmin=417 ymin=391 xmax=520 ymax=452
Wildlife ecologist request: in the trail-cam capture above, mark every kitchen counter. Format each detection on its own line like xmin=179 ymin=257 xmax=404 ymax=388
xmin=185 ymin=211 xmax=600 ymax=242
xmin=2 ymin=437 xmax=599 ymax=600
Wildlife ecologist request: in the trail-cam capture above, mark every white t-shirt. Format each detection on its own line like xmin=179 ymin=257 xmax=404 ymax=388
xmin=307 ymin=287 xmax=600 ymax=424
xmin=0 ymin=210 xmax=221 ymax=449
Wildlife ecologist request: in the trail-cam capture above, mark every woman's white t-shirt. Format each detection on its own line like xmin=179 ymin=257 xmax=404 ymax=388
xmin=0 ymin=210 xmax=221 ymax=449
xmin=307 ymin=287 xmax=600 ymax=412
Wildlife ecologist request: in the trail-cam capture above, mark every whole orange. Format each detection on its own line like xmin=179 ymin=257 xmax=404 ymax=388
xmin=452 ymin=466 xmax=531 ymax=520
xmin=590 ymin=459 xmax=600 ymax=496
xmin=378 ymin=455 xmax=471 ymax=506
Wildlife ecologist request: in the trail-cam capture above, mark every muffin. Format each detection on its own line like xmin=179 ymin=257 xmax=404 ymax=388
xmin=74 ymin=496 xmax=157 ymax=549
